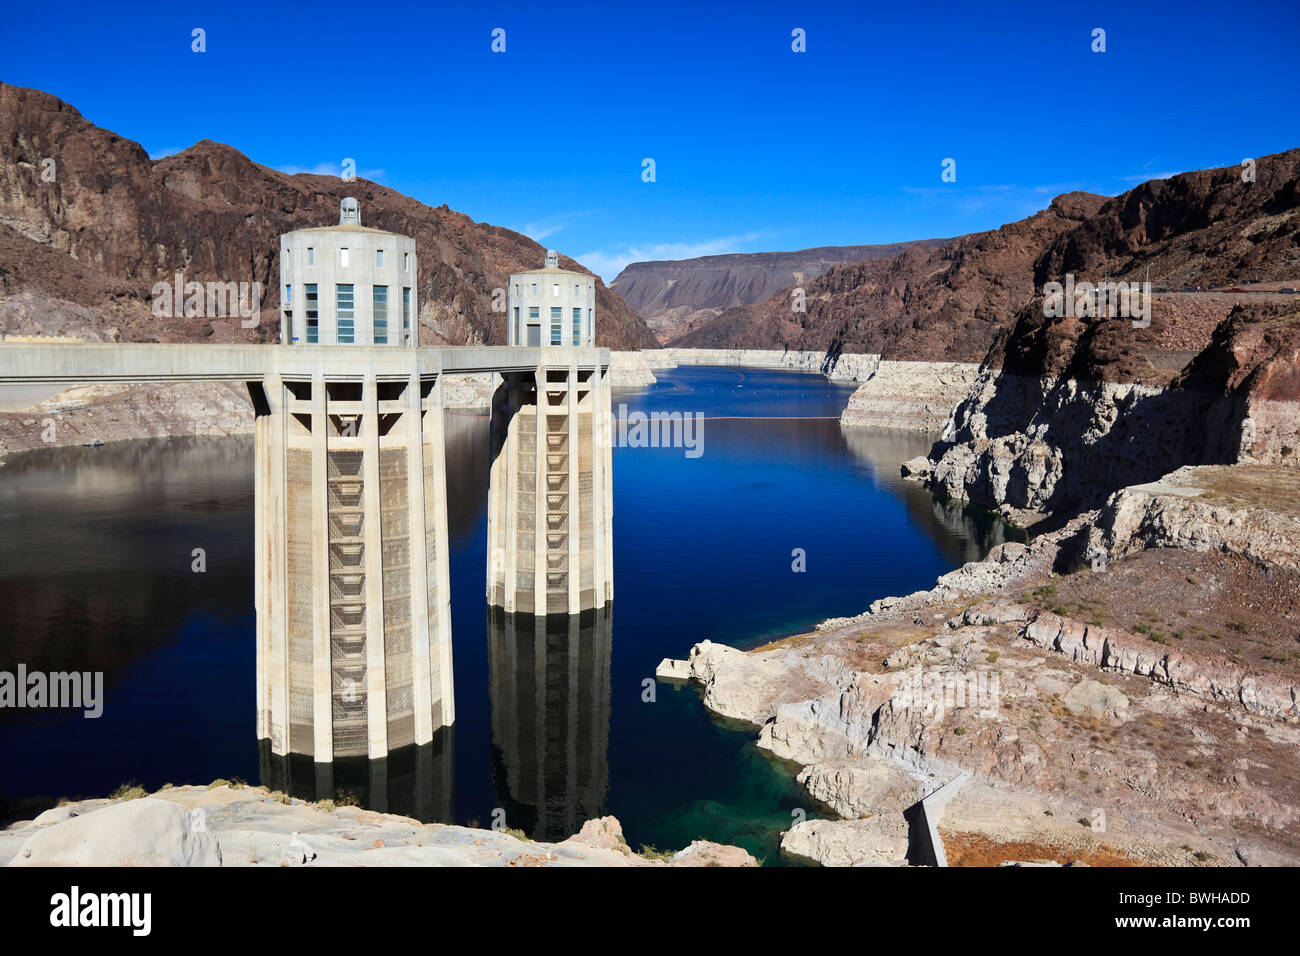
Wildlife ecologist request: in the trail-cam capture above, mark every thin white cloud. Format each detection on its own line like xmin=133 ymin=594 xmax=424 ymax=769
xmin=278 ymin=161 xmax=386 ymax=181
xmin=517 ymin=210 xmax=598 ymax=242
xmin=1118 ymin=171 xmax=1180 ymax=184
xmin=578 ymin=233 xmax=768 ymax=283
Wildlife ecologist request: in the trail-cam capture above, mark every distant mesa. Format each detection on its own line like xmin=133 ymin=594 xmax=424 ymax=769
xmin=610 ymin=240 xmax=953 ymax=344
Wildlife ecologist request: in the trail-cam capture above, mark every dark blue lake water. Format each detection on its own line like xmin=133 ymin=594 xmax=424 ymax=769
xmin=0 ymin=365 xmax=1017 ymax=862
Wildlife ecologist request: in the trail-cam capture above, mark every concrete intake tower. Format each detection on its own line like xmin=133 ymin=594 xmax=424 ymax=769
xmin=255 ymin=204 xmax=613 ymax=771
xmin=258 ymin=199 xmax=452 ymax=765
xmin=487 ymin=250 xmax=614 ymax=615
xmin=0 ymin=200 xmax=614 ymax=799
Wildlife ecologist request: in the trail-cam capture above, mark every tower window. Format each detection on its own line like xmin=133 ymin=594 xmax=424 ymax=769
xmin=550 ymin=307 xmax=562 ymax=345
xmin=306 ymin=247 xmax=315 ymax=266
xmin=573 ymin=307 xmax=582 ymax=345
xmin=282 ymin=281 xmax=292 ymax=341
xmin=552 ymin=283 xmax=560 ymax=298
xmin=376 ymin=249 xmax=384 ymax=268
xmin=403 ymin=252 xmax=410 ymax=273
xmin=305 ymin=284 xmax=319 ymax=343
xmin=402 ymin=287 xmax=411 ymax=329
xmin=340 ymin=248 xmax=349 ymax=268
xmin=373 ymin=285 xmax=388 ymax=344
xmin=336 ymin=284 xmax=355 ymax=343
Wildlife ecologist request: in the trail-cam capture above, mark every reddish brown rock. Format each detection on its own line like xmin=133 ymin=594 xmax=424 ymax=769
xmin=0 ymin=83 xmax=657 ymax=350
xmin=672 ymin=149 xmax=1300 ymax=368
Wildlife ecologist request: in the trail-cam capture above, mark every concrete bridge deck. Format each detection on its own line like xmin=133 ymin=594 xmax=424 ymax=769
xmin=0 ymin=342 xmax=610 ymax=385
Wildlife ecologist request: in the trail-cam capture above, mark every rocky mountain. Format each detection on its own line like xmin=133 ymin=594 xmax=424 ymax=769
xmin=1032 ymin=152 xmax=1300 ymax=290
xmin=0 ymin=83 xmax=658 ymax=349
xmin=674 ymin=148 xmax=1300 ymax=364
xmin=610 ymin=240 xmax=950 ymax=343
xmin=670 ymin=193 xmax=1107 ymax=360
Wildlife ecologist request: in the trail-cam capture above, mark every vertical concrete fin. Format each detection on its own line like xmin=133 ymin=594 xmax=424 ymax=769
xmin=406 ymin=368 xmax=433 ymax=746
xmin=362 ymin=374 xmax=388 ymax=758
xmin=427 ymin=374 xmax=455 ymax=727
xmin=310 ymin=372 xmax=333 ymax=763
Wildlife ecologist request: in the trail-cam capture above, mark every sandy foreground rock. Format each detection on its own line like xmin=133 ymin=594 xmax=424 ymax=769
xmin=1 ymin=788 xmax=756 ymax=868
xmin=9 ymin=799 xmax=222 ymax=867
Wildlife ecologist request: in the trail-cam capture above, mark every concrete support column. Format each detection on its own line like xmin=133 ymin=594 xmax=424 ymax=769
xmin=361 ymin=374 xmax=388 ymax=759
xmin=502 ymin=375 xmax=520 ymax=612
xmin=533 ymin=364 xmax=547 ymax=606
xmin=601 ymin=364 xmax=614 ymax=604
xmin=254 ymin=407 xmax=267 ymax=739
xmin=567 ymin=361 xmax=580 ymax=615
xmin=427 ymin=374 xmax=455 ymax=727
xmin=405 ymin=369 xmax=433 ymax=746
xmin=310 ymin=372 xmax=333 ymax=763
xmin=485 ymin=373 xmax=502 ymax=608
xmin=255 ymin=373 xmax=288 ymax=747
xmin=590 ymin=365 xmax=608 ymax=610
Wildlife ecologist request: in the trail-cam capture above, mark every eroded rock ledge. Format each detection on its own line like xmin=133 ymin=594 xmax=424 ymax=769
xmin=839 ymin=361 xmax=983 ymax=432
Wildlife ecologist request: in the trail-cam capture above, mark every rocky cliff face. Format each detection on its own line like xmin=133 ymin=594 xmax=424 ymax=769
xmin=0 ymin=83 xmax=657 ymax=350
xmin=839 ymin=361 xmax=983 ymax=432
xmin=1033 ymin=152 xmax=1300 ymax=290
xmin=611 ymin=240 xmax=950 ymax=343
xmin=917 ymin=301 xmax=1300 ymax=519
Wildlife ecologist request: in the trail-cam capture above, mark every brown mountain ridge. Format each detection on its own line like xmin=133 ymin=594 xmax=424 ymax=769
xmin=0 ymin=83 xmax=658 ymax=349
xmin=672 ymin=149 xmax=1300 ymax=367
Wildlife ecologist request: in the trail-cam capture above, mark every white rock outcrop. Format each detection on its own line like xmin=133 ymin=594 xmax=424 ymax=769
xmin=9 ymin=798 xmax=222 ymax=867
xmin=659 ymin=348 xmax=880 ymax=383
xmin=840 ymin=361 xmax=982 ymax=431
xmin=1 ymin=788 xmax=761 ymax=868
xmin=781 ymin=817 xmax=909 ymax=867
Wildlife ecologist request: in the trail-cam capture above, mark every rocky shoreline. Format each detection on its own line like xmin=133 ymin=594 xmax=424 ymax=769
xmin=656 ymin=305 xmax=1300 ymax=867
xmin=1 ymin=784 xmax=757 ymax=867
xmin=661 ymin=469 xmax=1300 ymax=866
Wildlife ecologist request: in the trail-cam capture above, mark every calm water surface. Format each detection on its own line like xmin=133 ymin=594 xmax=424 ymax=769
xmin=0 ymin=366 xmax=1018 ymax=862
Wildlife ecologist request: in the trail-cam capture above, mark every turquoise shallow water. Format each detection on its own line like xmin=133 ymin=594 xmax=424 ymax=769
xmin=0 ymin=365 xmax=1017 ymax=863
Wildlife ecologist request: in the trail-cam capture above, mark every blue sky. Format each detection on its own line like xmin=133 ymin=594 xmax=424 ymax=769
xmin=4 ymin=0 xmax=1298 ymax=281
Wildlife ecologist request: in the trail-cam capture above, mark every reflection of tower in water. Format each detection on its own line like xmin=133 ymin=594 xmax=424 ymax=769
xmin=487 ymin=605 xmax=612 ymax=841
xmin=258 ymin=729 xmax=453 ymax=824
